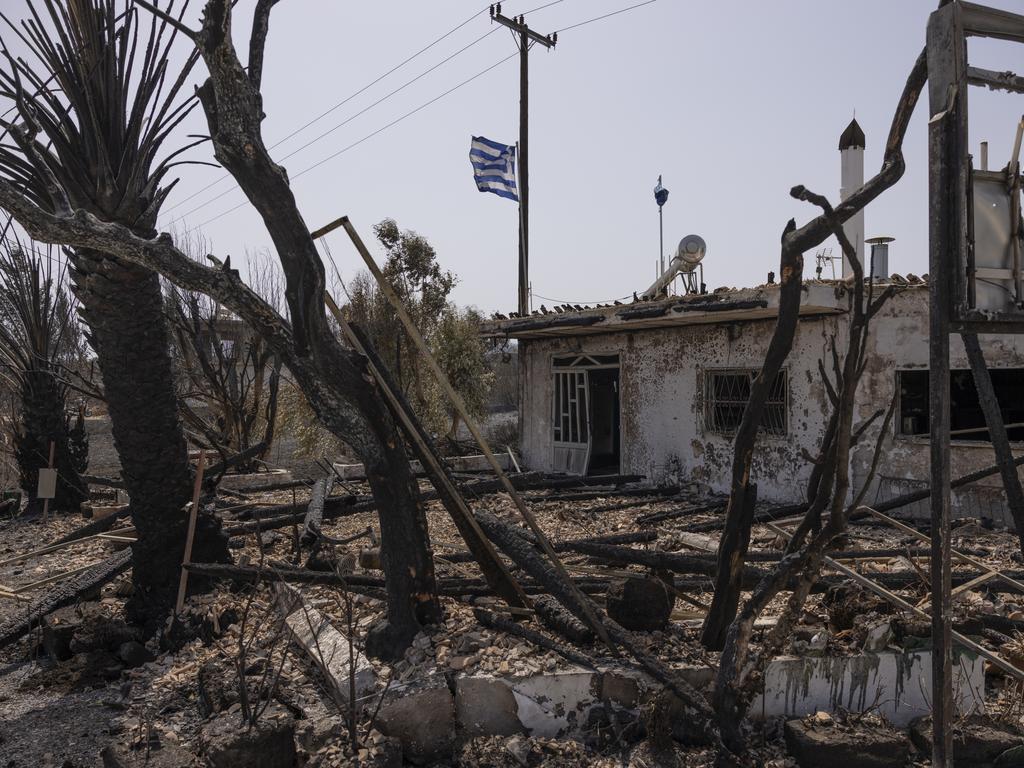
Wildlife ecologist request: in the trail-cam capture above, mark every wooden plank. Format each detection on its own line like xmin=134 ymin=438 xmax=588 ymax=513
xmin=323 ymin=295 xmax=529 ymax=610
xmin=338 ymin=217 xmax=611 ymax=648
xmin=13 ymin=561 xmax=106 ymax=593
xmin=765 ymin=523 xmax=1024 ymax=682
xmin=950 ymin=570 xmax=998 ymax=598
xmin=967 ymin=66 xmax=1024 ymax=94
xmin=860 ymin=506 xmax=1024 ymax=595
xmin=926 ymin=4 xmax=966 ymax=763
xmin=961 ymin=1 xmax=1024 ymax=42
xmin=175 ymin=451 xmax=206 ymax=614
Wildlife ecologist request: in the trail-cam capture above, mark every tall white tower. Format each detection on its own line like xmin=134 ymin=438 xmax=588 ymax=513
xmin=839 ymin=119 xmax=865 ymax=279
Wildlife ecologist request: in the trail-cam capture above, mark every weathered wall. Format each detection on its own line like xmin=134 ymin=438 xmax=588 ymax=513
xmin=520 ymin=309 xmax=846 ymax=503
xmin=519 ymin=283 xmax=1024 ymax=520
xmin=852 ymin=286 xmax=1024 ymax=525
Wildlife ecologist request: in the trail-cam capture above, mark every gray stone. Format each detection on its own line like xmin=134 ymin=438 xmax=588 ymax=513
xmin=197 ymin=660 xmax=237 ymax=719
xmin=41 ymin=605 xmax=83 ymax=661
xmin=605 ymin=577 xmax=673 ymax=631
xmin=784 ymin=719 xmax=909 ymax=768
xmin=376 ymin=676 xmax=455 ymax=764
xmin=910 ymin=716 xmax=1024 ymax=768
xmin=996 ymin=744 xmax=1024 ymax=768
xmin=117 ymin=641 xmax=152 ymax=668
xmin=456 ymin=676 xmax=525 ymax=738
xmin=200 ymin=706 xmax=296 ymax=768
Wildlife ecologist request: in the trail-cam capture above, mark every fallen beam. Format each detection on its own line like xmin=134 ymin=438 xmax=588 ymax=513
xmin=0 ymin=549 xmax=131 ymax=649
xmin=300 ymin=476 xmax=334 ymax=548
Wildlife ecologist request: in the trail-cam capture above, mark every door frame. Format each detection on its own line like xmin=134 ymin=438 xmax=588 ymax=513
xmin=550 ymin=353 xmax=621 ymax=475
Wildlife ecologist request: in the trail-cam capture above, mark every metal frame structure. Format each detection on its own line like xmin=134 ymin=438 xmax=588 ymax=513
xmin=927 ymin=3 xmax=1024 ymax=764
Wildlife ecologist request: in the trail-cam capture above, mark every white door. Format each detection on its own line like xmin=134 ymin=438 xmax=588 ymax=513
xmin=552 ymin=370 xmax=591 ymax=475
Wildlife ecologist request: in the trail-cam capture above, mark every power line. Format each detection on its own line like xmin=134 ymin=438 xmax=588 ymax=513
xmin=160 ymin=1 xmax=569 ymax=222
xmin=163 ymin=26 xmax=502 ymax=228
xmin=555 ymin=0 xmax=656 ymax=33
xmin=532 ymin=291 xmax=631 ymax=305
xmin=160 ymin=3 xmax=495 ymax=218
xmin=180 ymin=0 xmax=654 ymax=231
xmin=192 ymin=51 xmax=520 ymax=230
xmin=161 ymin=0 xmax=570 ymax=222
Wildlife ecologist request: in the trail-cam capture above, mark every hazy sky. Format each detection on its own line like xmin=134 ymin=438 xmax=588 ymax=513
xmin=151 ymin=0 xmax=1024 ymax=313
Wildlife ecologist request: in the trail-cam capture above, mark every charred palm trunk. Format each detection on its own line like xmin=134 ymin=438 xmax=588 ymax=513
xmin=14 ymin=368 xmax=85 ymax=512
xmin=72 ymin=248 xmax=229 ymax=628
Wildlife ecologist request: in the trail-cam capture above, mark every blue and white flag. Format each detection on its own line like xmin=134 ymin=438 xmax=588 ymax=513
xmin=470 ymin=136 xmax=518 ymax=201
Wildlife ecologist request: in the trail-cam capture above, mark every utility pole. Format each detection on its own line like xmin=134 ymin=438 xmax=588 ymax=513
xmin=490 ymin=4 xmax=556 ymax=317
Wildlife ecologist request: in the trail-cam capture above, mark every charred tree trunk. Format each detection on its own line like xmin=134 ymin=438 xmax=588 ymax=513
xmin=702 ymin=233 xmax=804 ymax=651
xmin=185 ymin=0 xmax=440 ymax=658
xmin=14 ymin=368 xmax=86 ymax=512
xmin=72 ymin=249 xmax=229 ymax=627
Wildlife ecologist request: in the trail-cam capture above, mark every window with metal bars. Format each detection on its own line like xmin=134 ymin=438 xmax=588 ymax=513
xmin=704 ymin=369 xmax=788 ymax=436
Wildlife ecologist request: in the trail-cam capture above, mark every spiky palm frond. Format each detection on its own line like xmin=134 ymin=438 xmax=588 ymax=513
xmin=0 ymin=217 xmax=80 ymax=393
xmin=0 ymin=0 xmax=200 ymax=230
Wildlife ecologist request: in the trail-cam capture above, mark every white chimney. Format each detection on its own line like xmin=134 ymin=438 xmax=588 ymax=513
xmin=839 ymin=118 xmax=865 ymax=279
xmin=865 ymin=235 xmax=894 ymax=280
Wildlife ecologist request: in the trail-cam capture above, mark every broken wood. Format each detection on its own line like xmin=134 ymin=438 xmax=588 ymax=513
xmin=299 ymin=476 xmax=334 ymax=549
xmin=766 ymin=521 xmax=1024 ymax=681
xmin=340 ymin=217 xmax=609 ymax=648
xmin=338 ymin=316 xmax=528 ymax=609
xmin=0 ymin=548 xmax=131 ymax=649
xmin=175 ymin=451 xmax=206 ymax=614
xmin=473 ymin=607 xmax=597 ymax=669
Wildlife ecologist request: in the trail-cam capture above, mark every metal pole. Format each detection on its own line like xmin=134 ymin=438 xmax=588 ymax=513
xmin=659 ymin=204 xmax=664 ymax=276
xmin=518 ymin=29 xmax=529 ymax=318
xmin=926 ymin=5 xmax=964 ymax=764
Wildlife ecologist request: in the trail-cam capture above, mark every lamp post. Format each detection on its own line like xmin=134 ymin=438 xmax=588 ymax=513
xmin=654 ymin=175 xmax=669 ymax=275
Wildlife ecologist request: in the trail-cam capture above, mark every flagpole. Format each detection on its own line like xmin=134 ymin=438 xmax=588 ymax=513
xmin=516 ymin=141 xmax=528 ymax=316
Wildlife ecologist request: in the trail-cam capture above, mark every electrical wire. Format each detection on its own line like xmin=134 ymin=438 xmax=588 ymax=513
xmin=160 ymin=3 xmax=495 ymax=218
xmin=163 ymin=25 xmax=502 ymax=228
xmin=554 ymin=0 xmax=656 ymax=33
xmin=193 ymin=51 xmax=520 ymax=230
xmin=176 ymin=0 xmax=655 ymax=231
xmin=531 ymin=292 xmax=632 ymax=305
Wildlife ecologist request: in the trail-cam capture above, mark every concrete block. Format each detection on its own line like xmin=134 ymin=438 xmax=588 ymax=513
xmin=376 ymin=676 xmax=455 ymax=764
xmin=274 ymin=584 xmax=376 ymax=706
xmin=456 ymin=676 xmax=525 ymax=738
xmin=506 ymin=670 xmax=599 ymax=739
xmin=752 ymin=649 xmax=985 ymax=726
xmin=218 ymin=469 xmax=292 ymax=490
xmin=784 ymin=718 xmax=910 ymax=768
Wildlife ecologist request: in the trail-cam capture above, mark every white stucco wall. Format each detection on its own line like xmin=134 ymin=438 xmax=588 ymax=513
xmin=518 ymin=283 xmax=1024 ymax=518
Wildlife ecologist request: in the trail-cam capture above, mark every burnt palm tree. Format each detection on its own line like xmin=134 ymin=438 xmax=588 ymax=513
xmin=0 ymin=226 xmax=87 ymax=512
xmin=0 ymin=0 xmax=228 ymax=627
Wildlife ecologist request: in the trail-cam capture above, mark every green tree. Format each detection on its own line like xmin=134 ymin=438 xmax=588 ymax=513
xmin=345 ymin=220 xmax=492 ymax=440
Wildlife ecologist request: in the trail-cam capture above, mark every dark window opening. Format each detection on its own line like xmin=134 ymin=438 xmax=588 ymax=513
xmin=705 ymin=369 xmax=788 ymax=437
xmin=587 ymin=368 xmax=620 ymax=475
xmin=898 ymin=368 xmax=1024 ymax=442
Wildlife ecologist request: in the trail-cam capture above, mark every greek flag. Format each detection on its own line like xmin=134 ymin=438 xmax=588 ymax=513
xmin=470 ymin=136 xmax=518 ymax=201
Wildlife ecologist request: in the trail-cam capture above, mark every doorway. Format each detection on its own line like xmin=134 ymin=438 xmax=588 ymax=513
xmin=551 ymin=354 xmax=621 ymax=476
xmin=587 ymin=368 xmax=620 ymax=475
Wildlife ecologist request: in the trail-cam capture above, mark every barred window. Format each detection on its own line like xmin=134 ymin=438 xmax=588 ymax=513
xmin=704 ymin=369 xmax=788 ymax=436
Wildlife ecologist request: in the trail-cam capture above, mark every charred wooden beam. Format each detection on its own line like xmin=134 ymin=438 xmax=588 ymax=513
xmin=474 ymin=607 xmax=597 ymax=669
xmin=616 ymin=304 xmax=669 ymax=320
xmin=502 ymin=314 xmax=605 ymax=333
xmin=673 ymin=298 xmax=769 ymax=313
xmin=0 ymin=549 xmax=131 ymax=649
xmin=300 ymin=476 xmax=333 ymax=548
